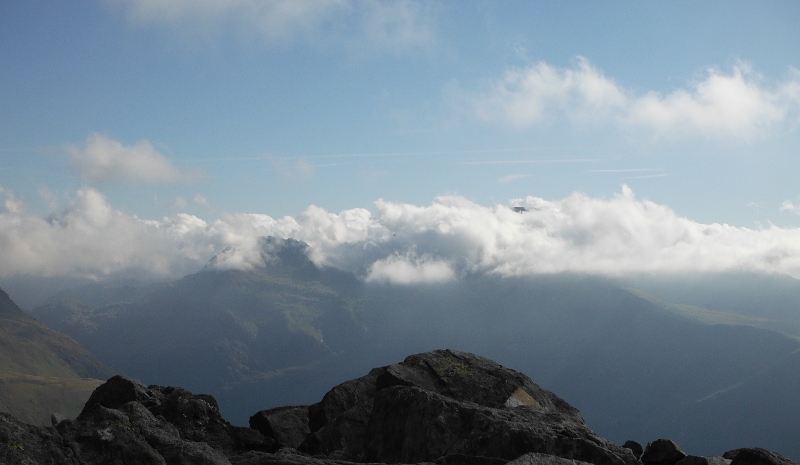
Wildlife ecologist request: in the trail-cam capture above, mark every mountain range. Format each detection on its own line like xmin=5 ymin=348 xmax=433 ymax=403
xmin=17 ymin=237 xmax=800 ymax=459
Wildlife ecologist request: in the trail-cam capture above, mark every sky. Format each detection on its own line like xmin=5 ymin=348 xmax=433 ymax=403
xmin=2 ymin=1 xmax=800 ymax=283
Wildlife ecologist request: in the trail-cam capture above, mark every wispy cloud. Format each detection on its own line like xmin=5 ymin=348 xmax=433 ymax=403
xmin=68 ymin=133 xmax=200 ymax=183
xmin=116 ymin=0 xmax=436 ymax=55
xmin=586 ymin=168 xmax=668 ymax=180
xmin=266 ymin=154 xmax=316 ymax=180
xmin=781 ymin=200 xmax=800 ymax=215
xmin=498 ymin=174 xmax=530 ymax=184
xmin=469 ymin=57 xmax=800 ymax=140
xmin=463 ymin=158 xmax=600 ymax=165
xmin=624 ymin=173 xmax=669 ymax=180
xmin=3 ymin=185 xmax=800 ymax=281
xmin=587 ymin=168 xmax=658 ymax=173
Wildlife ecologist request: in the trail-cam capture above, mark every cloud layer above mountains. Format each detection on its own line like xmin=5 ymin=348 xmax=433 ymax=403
xmin=2 ymin=185 xmax=800 ymax=282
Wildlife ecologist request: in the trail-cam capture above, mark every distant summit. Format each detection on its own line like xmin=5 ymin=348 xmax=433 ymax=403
xmin=206 ymin=236 xmax=361 ymax=294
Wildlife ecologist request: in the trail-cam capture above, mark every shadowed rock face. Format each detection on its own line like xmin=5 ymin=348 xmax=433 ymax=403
xmin=642 ymin=439 xmax=687 ymax=465
xmin=0 ymin=350 xmax=797 ymax=465
xmin=725 ymin=448 xmax=799 ymax=465
xmin=299 ymin=349 xmax=635 ymax=465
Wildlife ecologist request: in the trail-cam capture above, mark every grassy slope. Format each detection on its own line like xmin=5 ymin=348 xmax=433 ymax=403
xmin=625 ymin=287 xmax=800 ymax=339
xmin=0 ymin=372 xmax=103 ymax=424
xmin=0 ymin=287 xmax=114 ymax=426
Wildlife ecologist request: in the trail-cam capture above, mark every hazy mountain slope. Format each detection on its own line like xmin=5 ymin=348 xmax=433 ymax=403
xmin=625 ymin=288 xmax=798 ymax=339
xmin=0 ymin=287 xmax=114 ymax=425
xmin=674 ymin=347 xmax=800 ymax=456
xmin=621 ymin=272 xmax=800 ymax=331
xmin=28 ymin=240 xmax=800 ymax=459
xmin=31 ymin=238 xmax=367 ymax=399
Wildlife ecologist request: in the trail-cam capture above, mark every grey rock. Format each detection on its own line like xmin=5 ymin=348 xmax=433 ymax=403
xmin=678 ymin=456 xmax=731 ymax=465
xmin=642 ymin=439 xmax=687 ymax=465
xmin=363 ymin=384 xmax=632 ymax=465
xmin=622 ymin=440 xmax=643 ymax=460
xmin=50 ymin=413 xmax=66 ymax=428
xmin=303 ymin=349 xmax=636 ymax=465
xmin=250 ymin=406 xmax=311 ymax=449
xmin=676 ymin=455 xmax=709 ymax=465
xmin=677 ymin=456 xmax=710 ymax=465
xmin=0 ymin=412 xmax=76 ymax=465
xmin=725 ymin=448 xmax=799 ymax=465
xmin=509 ymin=452 xmax=596 ymax=465
xmin=308 ymin=368 xmax=380 ymax=433
xmin=301 ymin=398 xmax=373 ymax=459
xmin=1 ymin=375 xmax=268 ymax=464
xmin=707 ymin=457 xmax=733 ymax=465
xmin=80 ymin=374 xmax=159 ymax=414
xmin=58 ymin=402 xmax=170 ymax=465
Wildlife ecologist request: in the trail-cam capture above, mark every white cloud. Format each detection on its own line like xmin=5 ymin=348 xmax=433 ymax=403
xmin=626 ymin=65 xmax=785 ymax=139
xmin=470 ymin=58 xmax=800 ymax=140
xmin=781 ymin=201 xmax=799 ymax=214
xmin=116 ymin=0 xmax=436 ymax=54
xmin=68 ymin=133 xmax=199 ymax=183
xmin=366 ymin=254 xmax=454 ymax=284
xmin=472 ymin=57 xmax=627 ymax=127
xmin=0 ymin=186 xmax=24 ymax=214
xmin=4 ymin=185 xmax=800 ymax=282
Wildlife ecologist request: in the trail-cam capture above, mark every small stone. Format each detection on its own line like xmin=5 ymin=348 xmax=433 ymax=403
xmin=50 ymin=413 xmax=66 ymax=427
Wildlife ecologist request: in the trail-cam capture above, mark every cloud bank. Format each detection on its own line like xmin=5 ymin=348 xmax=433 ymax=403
xmin=68 ymin=133 xmax=198 ymax=183
xmin=3 ymin=185 xmax=800 ymax=282
xmin=117 ymin=0 xmax=435 ymax=54
xmin=471 ymin=57 xmax=800 ymax=140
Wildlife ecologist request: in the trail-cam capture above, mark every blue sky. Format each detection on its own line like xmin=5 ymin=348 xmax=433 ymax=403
xmin=2 ymin=1 xmax=800 ymax=282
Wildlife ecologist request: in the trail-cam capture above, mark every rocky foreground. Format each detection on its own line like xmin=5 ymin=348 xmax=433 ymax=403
xmin=0 ymin=349 xmax=795 ymax=465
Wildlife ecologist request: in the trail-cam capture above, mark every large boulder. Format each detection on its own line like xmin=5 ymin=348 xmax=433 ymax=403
xmin=302 ymin=349 xmax=636 ymax=465
xmin=79 ymin=374 xmax=158 ymax=414
xmin=62 ymin=401 xmax=227 ymax=465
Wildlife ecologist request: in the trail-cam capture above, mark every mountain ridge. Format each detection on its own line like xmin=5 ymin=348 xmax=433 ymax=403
xmin=0 ymin=285 xmax=116 ymax=425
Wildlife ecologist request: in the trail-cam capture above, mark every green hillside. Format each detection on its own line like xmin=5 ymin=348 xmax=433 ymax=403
xmin=0 ymin=287 xmax=114 ymax=425
xmin=625 ymin=287 xmax=800 ymax=339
